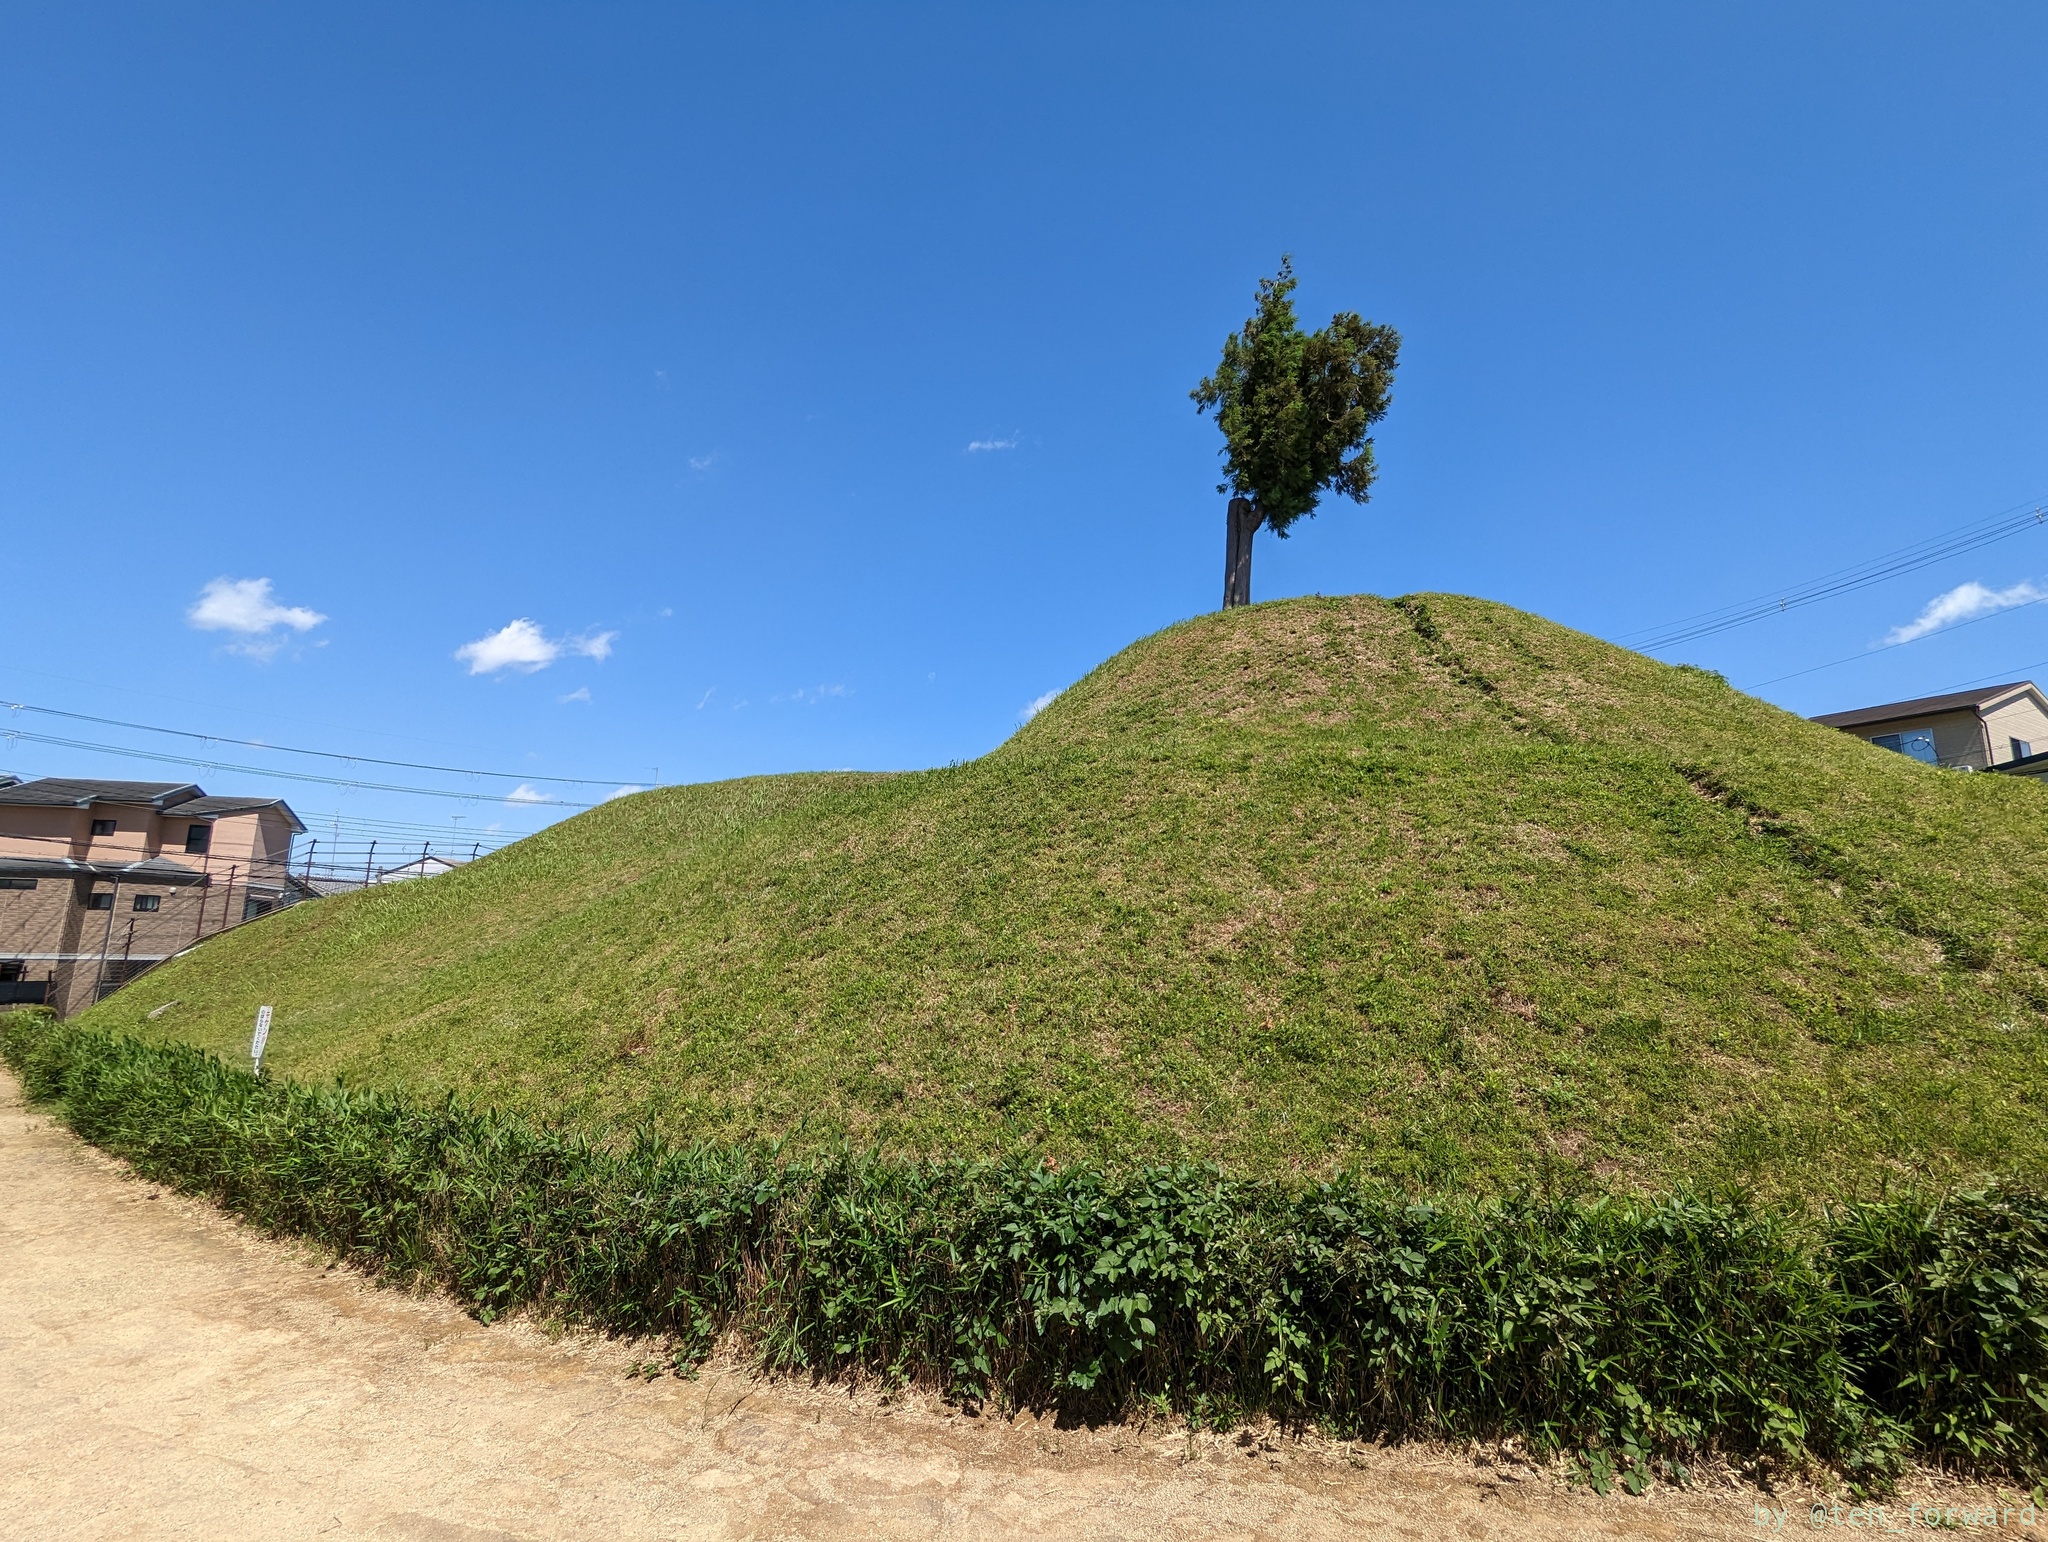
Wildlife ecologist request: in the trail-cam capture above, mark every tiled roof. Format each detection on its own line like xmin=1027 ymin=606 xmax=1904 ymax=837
xmin=171 ymin=796 xmax=308 ymax=833
xmin=0 ymin=779 xmax=202 ymax=809
xmin=0 ymin=779 xmax=304 ymax=831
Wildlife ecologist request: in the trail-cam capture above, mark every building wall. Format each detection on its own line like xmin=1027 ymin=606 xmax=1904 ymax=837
xmin=0 ymin=804 xmax=92 ymax=865
xmin=0 ymin=802 xmax=298 ymax=880
xmin=1977 ymin=692 xmax=2048 ymax=765
xmin=1842 ymin=709 xmax=1989 ymax=769
xmin=0 ymin=802 xmax=301 ymax=1017
xmin=0 ymin=876 xmax=224 ymax=1016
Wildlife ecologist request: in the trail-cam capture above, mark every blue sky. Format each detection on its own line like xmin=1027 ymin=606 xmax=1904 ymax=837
xmin=3 ymin=4 xmax=2045 ymax=855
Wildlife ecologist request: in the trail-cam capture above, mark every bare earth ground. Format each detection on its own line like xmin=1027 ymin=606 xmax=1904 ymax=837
xmin=1 ymin=1069 xmax=2034 ymax=1540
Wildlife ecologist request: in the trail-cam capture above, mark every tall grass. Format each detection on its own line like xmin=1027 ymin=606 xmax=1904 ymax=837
xmin=7 ymin=1013 xmax=2043 ymax=1491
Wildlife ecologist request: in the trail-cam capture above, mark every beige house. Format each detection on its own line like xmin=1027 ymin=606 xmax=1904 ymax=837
xmin=1812 ymin=681 xmax=2048 ymax=771
xmin=0 ymin=778 xmax=306 ymax=1017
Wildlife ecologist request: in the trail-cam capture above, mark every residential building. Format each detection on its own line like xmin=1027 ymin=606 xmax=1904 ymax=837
xmin=0 ymin=777 xmax=306 ymax=1016
xmin=1995 ymin=748 xmax=2048 ymax=784
xmin=368 ymin=852 xmax=466 ymax=884
xmin=1811 ymin=682 xmax=2048 ymax=771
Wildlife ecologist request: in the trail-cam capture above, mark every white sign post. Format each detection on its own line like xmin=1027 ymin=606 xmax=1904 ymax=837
xmin=250 ymin=1005 xmax=274 ymax=1076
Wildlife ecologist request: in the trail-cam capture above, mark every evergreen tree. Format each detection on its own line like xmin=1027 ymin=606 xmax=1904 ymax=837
xmin=1193 ymin=259 xmax=1400 ymax=608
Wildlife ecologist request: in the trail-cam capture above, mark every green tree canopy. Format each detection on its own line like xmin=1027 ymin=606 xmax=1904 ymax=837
xmin=1193 ymin=261 xmax=1401 ymax=596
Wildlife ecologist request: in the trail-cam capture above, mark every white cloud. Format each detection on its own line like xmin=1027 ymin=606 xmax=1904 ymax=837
xmin=504 ymin=784 xmax=549 ymax=805
xmin=559 ymin=687 xmax=592 ymax=704
xmin=689 ymin=453 xmax=718 ymax=471
xmin=772 ymin=684 xmax=847 ymax=706
xmin=456 ymin=619 xmax=617 ymax=675
xmin=966 ymin=436 xmax=1019 ymax=453
xmin=1020 ymin=688 xmax=1060 ymax=722
xmin=458 ymin=619 xmax=554 ymax=673
xmin=187 ymin=578 xmax=326 ymax=659
xmin=605 ymin=785 xmax=644 ymax=802
xmin=1884 ymin=580 xmax=2047 ymax=645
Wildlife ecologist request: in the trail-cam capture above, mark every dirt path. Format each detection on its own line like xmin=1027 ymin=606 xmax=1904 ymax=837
xmin=0 ymin=1069 xmax=2027 ymax=1540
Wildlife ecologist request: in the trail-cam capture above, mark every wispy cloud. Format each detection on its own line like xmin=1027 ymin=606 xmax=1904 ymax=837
xmin=1885 ymin=580 xmax=2047 ymax=645
xmin=605 ymin=785 xmax=644 ymax=802
xmin=456 ymin=619 xmax=618 ymax=675
xmin=1020 ymin=688 xmax=1060 ymax=722
xmin=689 ymin=452 xmax=718 ymax=471
xmin=187 ymin=577 xmax=326 ymax=659
xmin=771 ymin=684 xmax=847 ymax=706
xmin=966 ymin=436 xmax=1019 ymax=453
xmin=558 ymin=686 xmax=592 ymax=705
xmin=504 ymin=784 xmax=549 ymax=805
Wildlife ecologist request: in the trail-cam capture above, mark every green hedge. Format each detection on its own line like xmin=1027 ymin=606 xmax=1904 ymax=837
xmin=6 ymin=1015 xmax=2044 ymax=1491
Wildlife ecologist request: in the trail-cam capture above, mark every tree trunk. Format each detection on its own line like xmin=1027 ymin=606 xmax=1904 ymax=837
xmin=1222 ymin=497 xmax=1259 ymax=609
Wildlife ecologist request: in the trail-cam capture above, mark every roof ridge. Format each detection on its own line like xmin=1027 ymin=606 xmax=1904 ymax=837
xmin=1812 ymin=681 xmax=2042 ymax=728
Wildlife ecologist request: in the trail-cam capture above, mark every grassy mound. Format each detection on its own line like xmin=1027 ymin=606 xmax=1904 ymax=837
xmin=85 ymin=594 xmax=2048 ymax=1196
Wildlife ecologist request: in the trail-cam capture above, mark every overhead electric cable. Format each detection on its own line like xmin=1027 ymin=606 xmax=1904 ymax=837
xmin=0 ymin=730 xmax=595 ymax=807
xmin=0 ymin=700 xmax=641 ymax=788
xmin=300 ymin=811 xmax=528 ymax=839
xmin=1620 ymin=497 xmax=2048 ymax=652
xmin=1746 ymin=596 xmax=2048 ymax=690
xmin=0 ymin=662 xmax=527 ymax=754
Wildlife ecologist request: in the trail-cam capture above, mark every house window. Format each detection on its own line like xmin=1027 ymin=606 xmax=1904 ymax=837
xmin=133 ymin=894 xmax=161 ymax=912
xmin=90 ymin=818 xmax=117 ymax=837
xmin=0 ymin=878 xmax=34 ymax=891
xmin=2013 ymin=738 xmax=2033 ymax=761
xmin=242 ymin=895 xmax=273 ymax=922
xmin=184 ymin=824 xmax=212 ymax=855
xmin=1870 ymin=729 xmax=1938 ymax=764
xmin=85 ymin=891 xmax=114 ymax=911
xmin=0 ymin=961 xmax=22 ymax=982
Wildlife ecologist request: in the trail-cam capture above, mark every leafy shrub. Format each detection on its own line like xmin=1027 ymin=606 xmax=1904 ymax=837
xmin=4 ymin=1015 xmax=2040 ymax=1486
xmin=1830 ymin=1190 xmax=2048 ymax=1476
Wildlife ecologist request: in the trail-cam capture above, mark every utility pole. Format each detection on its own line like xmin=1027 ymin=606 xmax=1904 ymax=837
xmin=193 ymin=848 xmax=213 ymax=945
xmin=91 ymin=877 xmax=123 ymax=1002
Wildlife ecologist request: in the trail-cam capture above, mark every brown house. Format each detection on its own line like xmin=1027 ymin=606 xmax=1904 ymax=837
xmin=1811 ymin=682 xmax=2048 ymax=771
xmin=0 ymin=777 xmax=306 ymax=1016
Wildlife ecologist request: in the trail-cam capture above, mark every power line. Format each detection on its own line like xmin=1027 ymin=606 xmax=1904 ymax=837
xmin=0 ymin=729 xmax=596 ymax=808
xmin=299 ymin=810 xmax=528 ymax=840
xmin=1934 ymin=658 xmax=2048 ymax=695
xmin=0 ymin=661 xmax=525 ymax=755
xmin=1621 ymin=497 xmax=2048 ymax=652
xmin=0 ymin=700 xmax=643 ymax=788
xmin=0 ymin=756 xmax=537 ymax=844
xmin=1747 ymin=596 xmax=2048 ymax=690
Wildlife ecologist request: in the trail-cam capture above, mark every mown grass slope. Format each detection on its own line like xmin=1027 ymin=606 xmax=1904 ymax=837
xmin=86 ymin=594 xmax=2048 ymax=1197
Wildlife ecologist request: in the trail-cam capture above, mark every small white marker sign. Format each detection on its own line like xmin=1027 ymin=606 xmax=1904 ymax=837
xmin=251 ymin=1005 xmax=274 ymax=1075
